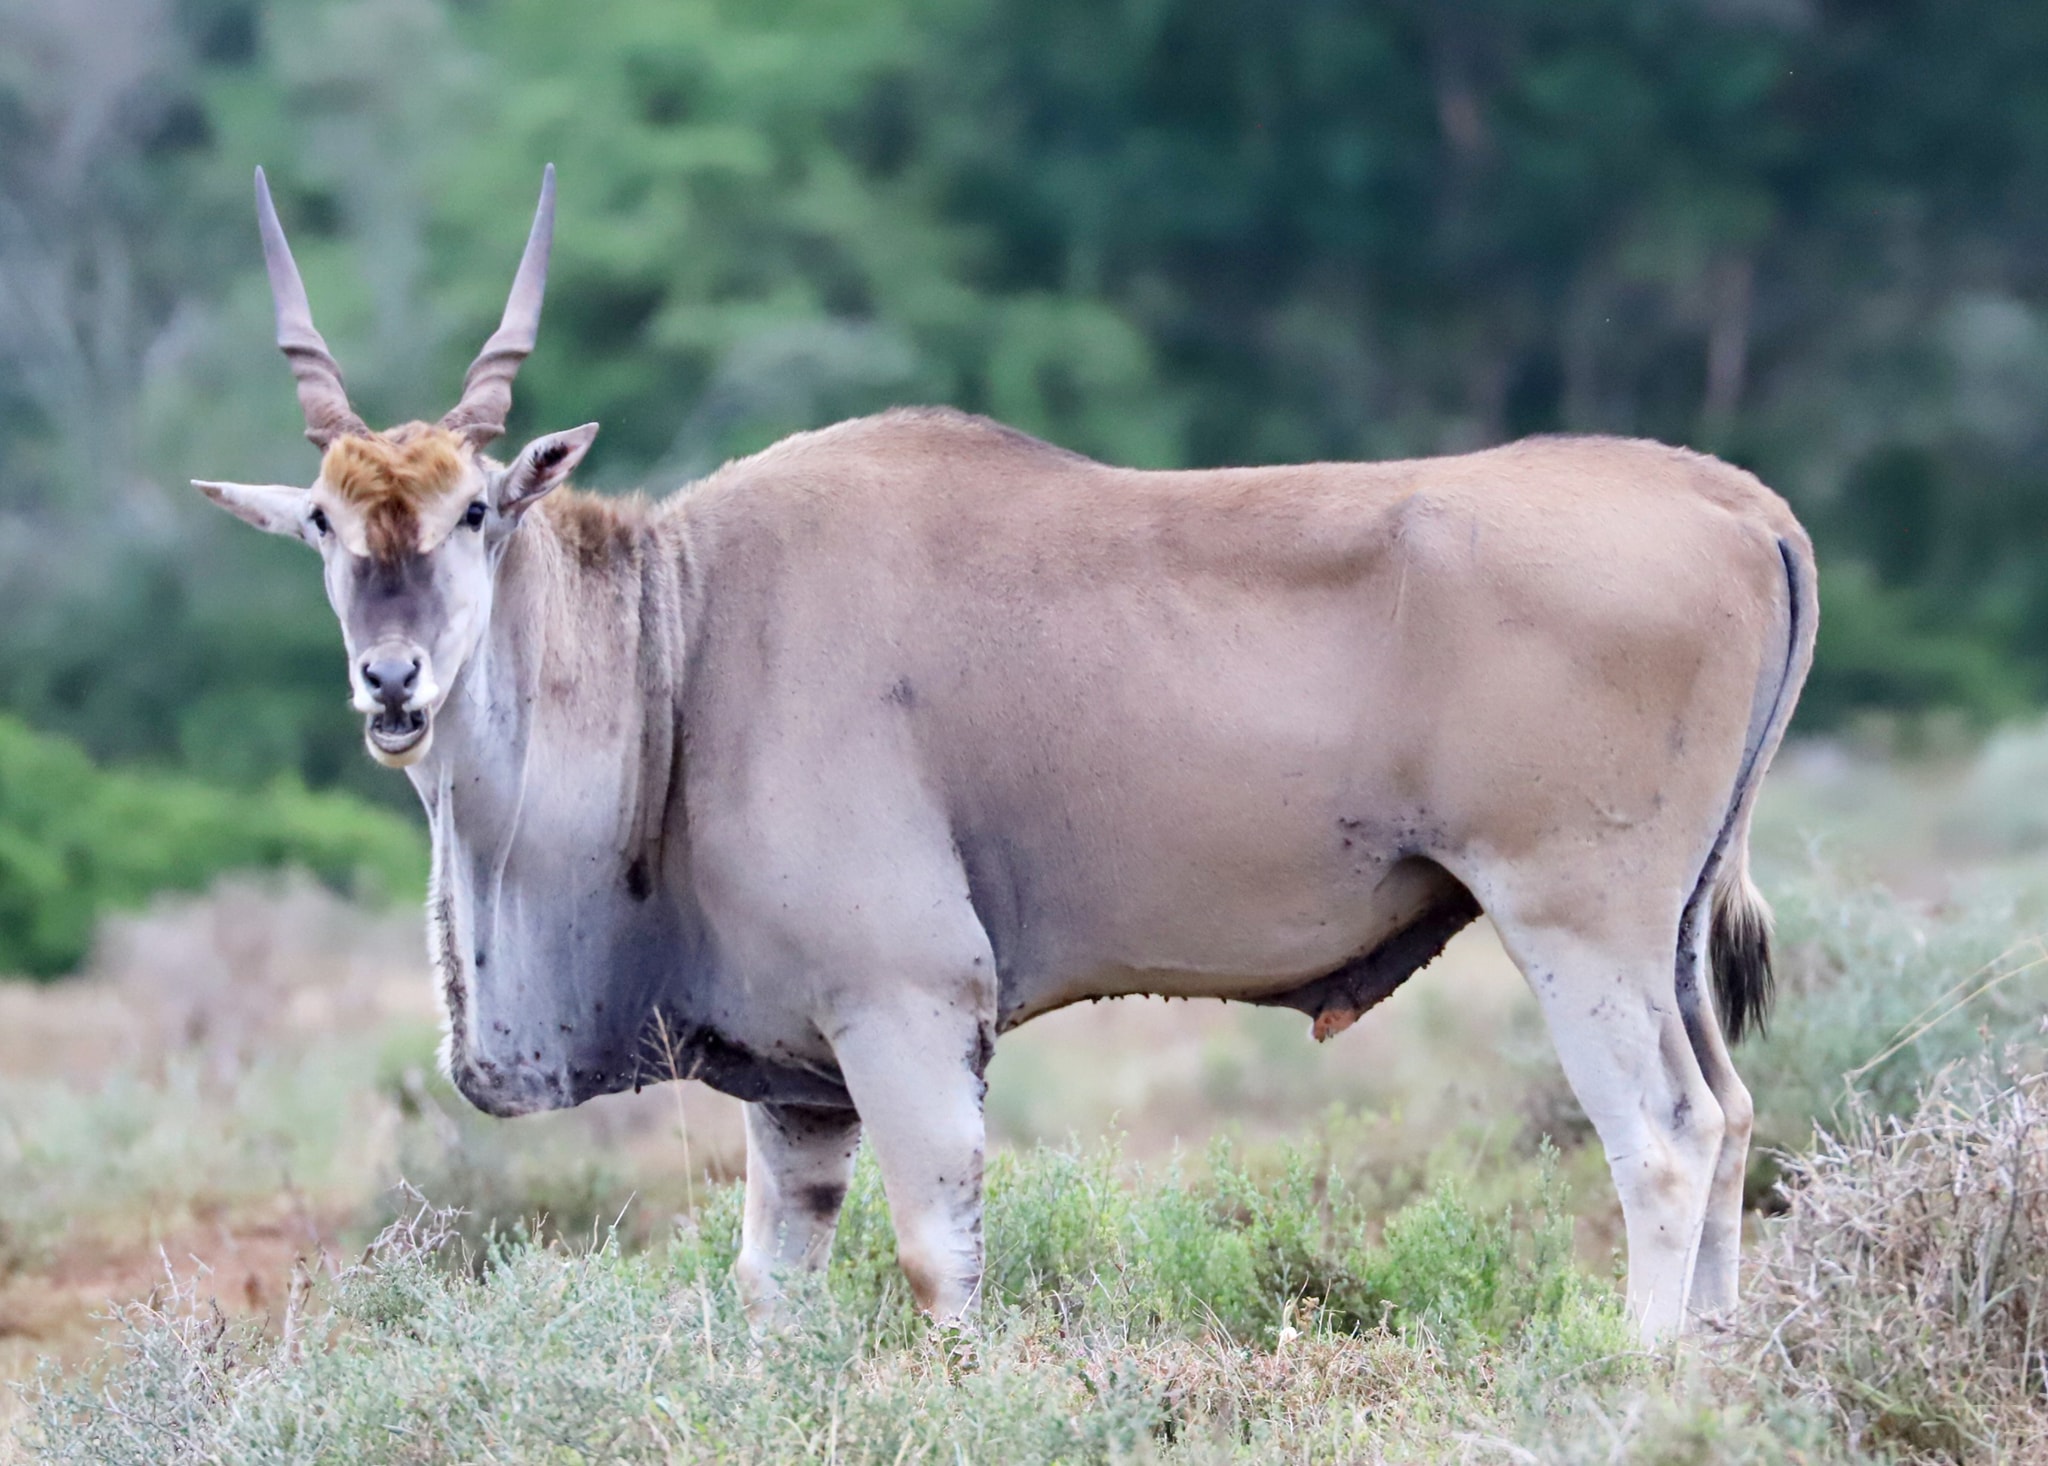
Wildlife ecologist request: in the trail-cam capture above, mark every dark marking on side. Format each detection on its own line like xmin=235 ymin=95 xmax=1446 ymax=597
xmin=955 ymin=829 xmax=1034 ymax=1025
xmin=886 ymin=676 xmax=917 ymax=709
xmin=965 ymin=1022 xmax=996 ymax=1102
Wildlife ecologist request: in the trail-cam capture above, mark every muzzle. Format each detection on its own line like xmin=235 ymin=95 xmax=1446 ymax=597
xmin=353 ymin=643 xmax=440 ymax=765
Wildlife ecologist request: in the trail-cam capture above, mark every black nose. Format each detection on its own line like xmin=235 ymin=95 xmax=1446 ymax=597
xmin=361 ymin=655 xmax=420 ymax=711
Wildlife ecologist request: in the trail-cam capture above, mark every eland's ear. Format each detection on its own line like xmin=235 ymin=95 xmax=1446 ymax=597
xmin=496 ymin=423 xmax=598 ymax=517
xmin=193 ymin=480 xmax=314 ymax=540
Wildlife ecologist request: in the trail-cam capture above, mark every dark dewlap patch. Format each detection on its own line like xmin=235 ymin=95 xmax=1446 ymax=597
xmin=624 ymin=856 xmax=653 ymax=901
xmin=632 ymin=1005 xmax=853 ymax=1109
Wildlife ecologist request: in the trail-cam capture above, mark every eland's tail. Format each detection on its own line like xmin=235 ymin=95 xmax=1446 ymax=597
xmin=1707 ymin=532 xmax=1816 ymax=1044
xmin=1710 ymin=846 xmax=1777 ymax=1045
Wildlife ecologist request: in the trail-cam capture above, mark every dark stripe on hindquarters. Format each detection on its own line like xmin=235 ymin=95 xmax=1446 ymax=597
xmin=1679 ymin=535 xmax=1807 ymax=1044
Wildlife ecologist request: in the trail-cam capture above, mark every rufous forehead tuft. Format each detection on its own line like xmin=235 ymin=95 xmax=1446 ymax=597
xmin=320 ymin=423 xmax=473 ymax=562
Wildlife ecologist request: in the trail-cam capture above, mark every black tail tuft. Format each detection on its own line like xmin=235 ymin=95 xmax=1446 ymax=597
xmin=1709 ymin=879 xmax=1775 ymax=1044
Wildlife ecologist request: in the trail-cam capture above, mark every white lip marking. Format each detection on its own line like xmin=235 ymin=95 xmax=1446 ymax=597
xmin=366 ymin=709 xmax=433 ymax=767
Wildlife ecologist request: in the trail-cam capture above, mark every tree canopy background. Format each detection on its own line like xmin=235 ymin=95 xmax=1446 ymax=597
xmin=2 ymin=0 xmax=2045 ymax=839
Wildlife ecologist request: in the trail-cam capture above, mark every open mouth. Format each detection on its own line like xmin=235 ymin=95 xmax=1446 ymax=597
xmin=366 ymin=706 xmax=429 ymax=757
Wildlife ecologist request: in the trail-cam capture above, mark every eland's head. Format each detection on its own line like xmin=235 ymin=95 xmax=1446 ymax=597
xmin=195 ymin=165 xmax=595 ymax=768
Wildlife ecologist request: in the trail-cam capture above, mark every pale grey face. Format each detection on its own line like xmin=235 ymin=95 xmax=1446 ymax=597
xmin=194 ymin=423 xmax=600 ymax=767
xmin=315 ymin=466 xmax=498 ymax=768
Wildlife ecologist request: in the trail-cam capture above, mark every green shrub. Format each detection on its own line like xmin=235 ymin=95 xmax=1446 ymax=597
xmin=1798 ymin=563 xmax=2036 ymax=731
xmin=801 ymin=1135 xmax=1623 ymax=1358
xmin=0 ymin=715 xmax=425 ymax=977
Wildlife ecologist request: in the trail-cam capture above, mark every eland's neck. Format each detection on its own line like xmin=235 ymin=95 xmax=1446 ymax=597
xmin=409 ymin=496 xmax=693 ymax=886
xmin=406 ymin=495 xmax=703 ymax=1111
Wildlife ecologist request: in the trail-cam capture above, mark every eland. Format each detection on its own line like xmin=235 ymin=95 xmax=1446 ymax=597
xmin=196 ymin=166 xmax=1815 ymax=1342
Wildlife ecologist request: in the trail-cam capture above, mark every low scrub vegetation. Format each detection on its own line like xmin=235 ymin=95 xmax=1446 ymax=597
xmin=15 ymin=1151 xmax=1668 ymax=1463
xmin=29 ymin=1063 xmax=2048 ymax=1463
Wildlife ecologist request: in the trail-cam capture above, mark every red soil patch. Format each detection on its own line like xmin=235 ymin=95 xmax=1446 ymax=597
xmin=0 ymin=1199 xmax=350 ymax=1381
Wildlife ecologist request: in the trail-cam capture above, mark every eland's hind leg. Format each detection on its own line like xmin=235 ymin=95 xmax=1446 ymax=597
xmin=736 ymin=1101 xmax=863 ymax=1324
xmin=1482 ymin=892 xmax=1724 ymax=1343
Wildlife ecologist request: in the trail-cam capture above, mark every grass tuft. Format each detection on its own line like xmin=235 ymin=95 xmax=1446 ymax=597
xmin=1731 ymin=1058 xmax=2048 ymax=1461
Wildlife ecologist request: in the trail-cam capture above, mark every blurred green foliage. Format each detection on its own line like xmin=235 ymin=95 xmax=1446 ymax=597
xmin=0 ymin=714 xmax=425 ymax=977
xmin=6 ymin=0 xmax=2048 ymax=801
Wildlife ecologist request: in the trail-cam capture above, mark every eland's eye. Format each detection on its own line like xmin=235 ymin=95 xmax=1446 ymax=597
xmin=308 ymin=507 xmax=330 ymax=536
xmin=464 ymin=501 xmax=487 ymax=530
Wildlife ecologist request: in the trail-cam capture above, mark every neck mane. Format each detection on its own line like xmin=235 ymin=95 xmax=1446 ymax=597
xmin=415 ymin=483 xmax=696 ymax=913
xmin=544 ymin=488 xmax=690 ymax=875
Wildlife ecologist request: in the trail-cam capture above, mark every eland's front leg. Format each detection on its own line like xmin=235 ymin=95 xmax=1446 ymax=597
xmin=735 ymin=1101 xmax=862 ymax=1324
xmin=828 ymin=998 xmax=992 ymax=1318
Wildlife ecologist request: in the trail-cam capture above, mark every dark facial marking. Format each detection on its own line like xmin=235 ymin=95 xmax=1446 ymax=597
xmin=346 ymin=549 xmax=446 ymax=648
